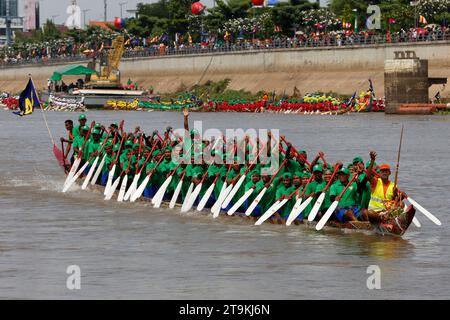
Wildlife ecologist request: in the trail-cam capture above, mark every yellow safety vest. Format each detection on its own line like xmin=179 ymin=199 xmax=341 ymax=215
xmin=368 ymin=178 xmax=395 ymax=211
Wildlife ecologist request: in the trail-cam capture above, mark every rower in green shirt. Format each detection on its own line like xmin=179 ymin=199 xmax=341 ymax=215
xmin=303 ymin=165 xmax=326 ymax=218
xmin=87 ymin=129 xmax=102 ymax=165
xmin=72 ymin=125 xmax=90 ymax=162
xmin=242 ymin=170 xmax=264 ymax=215
xmin=73 ymin=114 xmax=87 ymax=138
xmin=273 ymin=173 xmax=296 ymax=222
xmin=329 ymin=167 xmax=368 ymax=223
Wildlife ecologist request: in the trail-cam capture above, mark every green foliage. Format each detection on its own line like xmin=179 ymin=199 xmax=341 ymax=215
xmin=271 ymin=0 xmax=319 ymax=35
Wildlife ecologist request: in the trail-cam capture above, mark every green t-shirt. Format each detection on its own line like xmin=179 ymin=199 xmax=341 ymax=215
xmin=329 ymin=180 xmax=359 ymax=208
xmin=275 ymin=185 xmax=296 ymax=218
xmin=304 ymin=179 xmax=326 ymax=217
xmin=72 ymin=135 xmax=89 ymax=161
xmin=315 ymin=183 xmax=332 ymax=210
xmin=87 ymin=140 xmax=101 ymax=164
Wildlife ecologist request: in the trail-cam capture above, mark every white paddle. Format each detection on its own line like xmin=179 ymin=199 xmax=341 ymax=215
xmin=181 ymin=182 xmax=194 ymax=212
xmin=255 ymin=199 xmax=289 ymax=226
xmin=307 ymin=166 xmax=340 ymax=222
xmin=105 ymin=175 xmax=122 ymax=200
xmin=90 ymin=154 xmax=107 ymax=186
xmin=227 ymin=188 xmax=254 ymax=216
xmin=130 ymin=175 xmax=149 ymax=202
xmin=104 ymin=164 xmax=116 ymax=195
xmin=406 ymin=197 xmax=441 ymax=226
xmin=62 ymin=122 xmax=95 ymax=189
xmin=316 ymin=175 xmax=358 ymax=231
xmin=117 ymin=174 xmax=128 ymax=202
xmin=315 ymin=201 xmax=338 ymax=231
xmin=221 ymin=174 xmax=246 ymax=209
xmin=82 ymin=136 xmax=111 ymax=189
xmin=197 ymin=182 xmax=216 ymax=212
xmin=211 ymin=183 xmax=233 ymax=217
xmin=152 ymin=175 xmax=173 ymax=208
xmin=64 ymin=157 xmax=81 ymax=188
xmin=286 ymin=196 xmax=313 ymax=226
xmin=245 ymin=187 xmax=267 ymax=216
xmin=82 ymin=157 xmax=100 ymax=190
xmin=285 ymin=175 xmax=315 ymax=225
xmin=181 ymin=182 xmax=203 ymax=213
xmin=62 ymin=160 xmax=90 ymax=193
xmin=221 ymin=145 xmax=266 ymax=209
xmin=130 ymin=154 xmax=165 ymax=202
xmin=124 ymin=172 xmax=140 ymax=201
xmin=169 ymin=177 xmax=184 ymax=209
xmin=244 ymin=158 xmax=289 ymax=216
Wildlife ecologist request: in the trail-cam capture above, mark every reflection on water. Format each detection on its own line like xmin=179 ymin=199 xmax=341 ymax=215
xmin=0 ymin=110 xmax=449 ymax=299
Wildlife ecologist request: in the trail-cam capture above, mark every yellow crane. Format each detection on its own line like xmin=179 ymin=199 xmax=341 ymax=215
xmin=87 ymin=35 xmax=125 ymax=89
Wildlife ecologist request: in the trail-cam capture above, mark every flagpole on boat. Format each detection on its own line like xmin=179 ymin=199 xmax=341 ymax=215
xmin=29 ymin=74 xmax=55 ymax=146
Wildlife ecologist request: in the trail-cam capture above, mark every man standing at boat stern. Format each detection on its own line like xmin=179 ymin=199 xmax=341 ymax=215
xmin=365 ymin=151 xmax=402 ymax=223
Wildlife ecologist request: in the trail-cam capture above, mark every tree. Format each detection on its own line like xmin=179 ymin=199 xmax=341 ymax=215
xmin=41 ymin=20 xmax=63 ymax=41
xmin=271 ymin=0 xmax=319 ymax=35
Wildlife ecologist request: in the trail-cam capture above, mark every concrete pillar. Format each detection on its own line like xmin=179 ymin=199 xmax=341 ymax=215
xmin=384 ymin=51 xmax=430 ymax=114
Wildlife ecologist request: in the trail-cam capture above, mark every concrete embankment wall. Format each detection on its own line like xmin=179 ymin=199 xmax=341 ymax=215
xmin=1 ymin=41 xmax=449 ymax=98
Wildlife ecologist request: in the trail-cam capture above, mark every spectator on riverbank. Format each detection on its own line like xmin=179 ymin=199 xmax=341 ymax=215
xmin=1 ymin=26 xmax=449 ymax=68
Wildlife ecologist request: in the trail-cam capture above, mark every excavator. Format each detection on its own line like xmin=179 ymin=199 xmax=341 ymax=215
xmin=85 ymin=35 xmax=125 ymax=89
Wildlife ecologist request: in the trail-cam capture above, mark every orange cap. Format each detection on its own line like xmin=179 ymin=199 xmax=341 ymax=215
xmin=380 ymin=164 xmax=391 ymax=171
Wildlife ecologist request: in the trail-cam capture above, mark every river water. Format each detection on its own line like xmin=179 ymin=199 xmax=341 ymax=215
xmin=0 ymin=110 xmax=449 ymax=299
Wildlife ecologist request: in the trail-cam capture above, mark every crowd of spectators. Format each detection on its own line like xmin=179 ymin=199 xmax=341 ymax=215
xmin=1 ymin=26 xmax=449 ymax=67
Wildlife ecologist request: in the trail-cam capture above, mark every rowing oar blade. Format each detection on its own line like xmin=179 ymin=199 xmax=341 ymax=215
xmin=182 ymin=183 xmax=200 ymax=213
xmin=91 ymin=154 xmax=107 ymax=186
xmin=169 ymin=179 xmax=183 ymax=209
xmin=104 ymin=164 xmax=116 ymax=196
xmin=316 ymin=201 xmax=339 ymax=231
xmin=221 ymin=175 xmax=246 ymax=209
xmin=245 ymin=187 xmax=267 ymax=216
xmin=197 ymin=183 xmax=215 ymax=212
xmin=287 ymin=198 xmax=303 ymax=222
xmin=153 ymin=176 xmax=173 ymax=208
xmin=308 ymin=193 xmax=326 ymax=222
xmin=210 ymin=182 xmax=227 ymax=213
xmin=82 ymin=157 xmax=99 ymax=190
xmin=63 ymin=158 xmax=81 ymax=189
xmin=180 ymin=183 xmax=194 ymax=212
xmin=255 ymin=200 xmax=287 ymax=226
xmin=117 ymin=175 xmax=128 ymax=202
xmin=152 ymin=176 xmax=172 ymax=205
xmin=124 ymin=173 xmax=140 ymax=201
xmin=228 ymin=188 xmax=254 ymax=216
xmin=406 ymin=197 xmax=441 ymax=226
xmin=105 ymin=176 xmax=121 ymax=200
xmin=211 ymin=183 xmax=232 ymax=217
xmin=62 ymin=160 xmax=89 ymax=193
xmin=130 ymin=175 xmax=150 ymax=203
xmin=286 ymin=196 xmax=313 ymax=226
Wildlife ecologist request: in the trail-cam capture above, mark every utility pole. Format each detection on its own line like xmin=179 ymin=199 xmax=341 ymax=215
xmin=119 ymin=2 xmax=128 ymax=19
xmin=82 ymin=9 xmax=91 ymax=28
xmin=104 ymin=0 xmax=107 ymax=22
xmin=6 ymin=0 xmax=12 ymax=46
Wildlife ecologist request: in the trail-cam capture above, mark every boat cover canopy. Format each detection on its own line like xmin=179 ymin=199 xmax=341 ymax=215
xmin=50 ymin=65 xmax=97 ymax=81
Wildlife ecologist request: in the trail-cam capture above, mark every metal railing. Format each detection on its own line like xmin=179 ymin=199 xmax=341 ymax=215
xmin=1 ymin=32 xmax=449 ymax=69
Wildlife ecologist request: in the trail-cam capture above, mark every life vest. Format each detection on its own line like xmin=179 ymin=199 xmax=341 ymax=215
xmin=368 ymin=178 xmax=395 ymax=211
